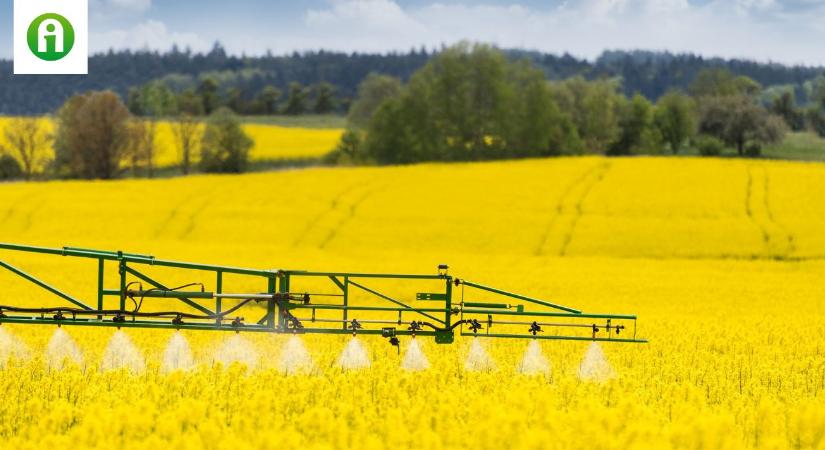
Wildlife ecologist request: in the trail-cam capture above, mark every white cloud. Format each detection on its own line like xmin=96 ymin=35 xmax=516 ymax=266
xmin=286 ymin=0 xmax=825 ymax=65
xmin=91 ymin=0 xmax=152 ymax=15
xmin=91 ymin=20 xmax=209 ymax=53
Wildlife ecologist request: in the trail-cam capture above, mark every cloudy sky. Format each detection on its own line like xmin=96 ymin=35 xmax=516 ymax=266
xmin=2 ymin=0 xmax=825 ymax=65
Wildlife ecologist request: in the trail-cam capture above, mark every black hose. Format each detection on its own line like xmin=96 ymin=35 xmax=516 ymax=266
xmin=0 ymin=297 xmax=262 ymax=322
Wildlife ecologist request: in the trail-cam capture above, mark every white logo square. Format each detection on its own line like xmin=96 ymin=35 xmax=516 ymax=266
xmin=14 ymin=0 xmax=88 ymax=75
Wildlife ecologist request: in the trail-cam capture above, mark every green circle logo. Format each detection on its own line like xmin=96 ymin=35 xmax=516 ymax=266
xmin=27 ymin=13 xmax=75 ymax=61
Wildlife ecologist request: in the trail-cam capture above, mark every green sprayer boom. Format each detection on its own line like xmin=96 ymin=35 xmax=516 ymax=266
xmin=0 ymin=243 xmax=646 ymax=346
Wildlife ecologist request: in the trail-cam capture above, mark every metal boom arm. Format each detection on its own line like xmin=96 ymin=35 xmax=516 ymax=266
xmin=0 ymin=243 xmax=646 ymax=344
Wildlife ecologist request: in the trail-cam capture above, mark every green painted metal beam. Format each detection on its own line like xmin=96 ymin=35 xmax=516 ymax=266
xmin=460 ymin=280 xmax=581 ymax=314
xmin=347 ymin=280 xmax=445 ymax=325
xmin=463 ymin=302 xmax=510 ymax=309
xmin=0 ymin=316 xmax=273 ymax=332
xmin=463 ymin=332 xmax=647 ymax=343
xmin=0 ymin=243 xmax=273 ymax=277
xmin=289 ymin=304 xmax=452 ymax=313
xmin=286 ymin=270 xmax=446 ymax=280
xmin=460 ymin=309 xmax=637 ymax=320
xmin=0 ymin=259 xmax=93 ymax=311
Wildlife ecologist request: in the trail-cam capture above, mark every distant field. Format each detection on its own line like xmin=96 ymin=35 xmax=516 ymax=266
xmin=240 ymin=114 xmax=347 ymax=129
xmin=763 ymin=131 xmax=825 ymax=162
xmin=3 ymin=115 xmax=825 ymax=173
xmin=0 ymin=117 xmax=344 ymax=171
xmin=152 ymin=122 xmax=343 ymax=167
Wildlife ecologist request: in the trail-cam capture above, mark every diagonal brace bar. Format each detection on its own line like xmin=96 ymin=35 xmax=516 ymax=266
xmin=460 ymin=280 xmax=581 ymax=314
xmin=328 ymin=276 xmax=345 ymax=292
xmin=347 ymin=279 xmax=444 ymax=325
xmin=124 ymin=266 xmax=214 ymax=315
xmin=0 ymin=259 xmax=94 ymax=310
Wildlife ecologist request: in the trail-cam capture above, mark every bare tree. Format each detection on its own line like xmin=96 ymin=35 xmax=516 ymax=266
xmin=143 ymin=120 xmax=156 ymax=178
xmin=171 ymin=113 xmax=202 ymax=175
xmin=123 ymin=119 xmax=157 ymax=177
xmin=3 ymin=117 xmax=52 ymax=180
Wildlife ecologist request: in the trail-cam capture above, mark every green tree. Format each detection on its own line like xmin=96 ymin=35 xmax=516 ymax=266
xmin=610 ymin=94 xmax=660 ymax=156
xmin=256 ymin=85 xmax=281 ymax=115
xmin=198 ymin=77 xmax=220 ymax=115
xmin=54 ymin=91 xmax=132 ymax=179
xmin=505 ymin=60 xmax=581 ymax=157
xmin=177 ymin=88 xmax=205 ymax=116
xmin=138 ymin=81 xmax=178 ymax=117
xmin=283 ymin=82 xmax=308 ymax=115
xmin=552 ymin=77 xmax=622 ymax=154
xmin=313 ymin=83 xmax=337 ymax=114
xmin=803 ymin=75 xmax=825 ymax=109
xmin=326 ymin=129 xmax=367 ymax=165
xmin=199 ymin=107 xmax=253 ymax=173
xmin=363 ymin=43 xmax=586 ymax=164
xmin=0 ymin=153 xmax=22 ymax=180
xmin=770 ymin=90 xmax=804 ymax=131
xmin=411 ymin=42 xmax=511 ymax=160
xmin=699 ymin=95 xmax=787 ymax=156
xmin=691 ymin=68 xmax=761 ymax=98
xmin=654 ymin=92 xmax=697 ymax=154
xmin=347 ymin=74 xmax=402 ymax=129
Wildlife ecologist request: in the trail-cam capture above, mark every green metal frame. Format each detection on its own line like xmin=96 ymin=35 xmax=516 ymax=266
xmin=0 ymin=243 xmax=647 ymax=344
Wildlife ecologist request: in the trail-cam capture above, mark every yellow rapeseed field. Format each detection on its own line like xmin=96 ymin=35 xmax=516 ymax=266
xmin=0 ymin=156 xmax=824 ymax=450
xmin=0 ymin=117 xmax=343 ymax=170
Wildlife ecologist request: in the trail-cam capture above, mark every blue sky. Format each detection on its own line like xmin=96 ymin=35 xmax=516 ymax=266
xmin=3 ymin=0 xmax=825 ymax=64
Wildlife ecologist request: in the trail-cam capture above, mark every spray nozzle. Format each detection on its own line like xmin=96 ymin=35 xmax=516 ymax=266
xmin=289 ymin=317 xmax=304 ymax=332
xmin=468 ymin=319 xmax=483 ymax=334
xmin=231 ymin=317 xmax=245 ymax=331
xmin=592 ymin=324 xmax=600 ymax=339
xmin=53 ymin=311 xmax=65 ymax=321
xmin=113 ymin=314 xmax=126 ymax=323
xmin=349 ymin=319 xmax=362 ymax=333
xmin=529 ymin=321 xmax=543 ymax=336
xmin=408 ymin=321 xmax=422 ymax=336
xmin=172 ymin=314 xmax=184 ymax=326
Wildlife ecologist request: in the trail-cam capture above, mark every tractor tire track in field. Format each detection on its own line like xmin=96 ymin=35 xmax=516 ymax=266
xmin=154 ymin=189 xmax=219 ymax=239
xmin=291 ymin=181 xmax=372 ymax=249
xmin=178 ymin=194 xmax=219 ymax=239
xmin=318 ymin=183 xmax=385 ymax=250
xmin=534 ymin=164 xmax=601 ymax=256
xmin=154 ymin=193 xmax=199 ymax=238
xmin=745 ymin=166 xmax=795 ymax=259
xmin=534 ymin=162 xmax=610 ymax=257
xmin=20 ymin=197 xmax=48 ymax=233
xmin=4 ymin=193 xmax=43 ymax=228
xmin=559 ymin=162 xmax=611 ymax=256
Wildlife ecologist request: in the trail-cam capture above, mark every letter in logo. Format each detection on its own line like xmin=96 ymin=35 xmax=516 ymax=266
xmin=27 ymin=13 xmax=75 ymax=61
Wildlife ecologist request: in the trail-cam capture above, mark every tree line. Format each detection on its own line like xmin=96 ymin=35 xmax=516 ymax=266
xmin=126 ymin=78 xmax=339 ymax=117
xmin=0 ymin=93 xmax=253 ymax=181
xmin=328 ymin=43 xmax=823 ymax=165
xmin=4 ymin=43 xmax=825 ymax=180
xmin=2 ymin=43 xmax=824 ymax=115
